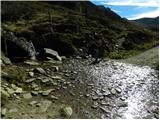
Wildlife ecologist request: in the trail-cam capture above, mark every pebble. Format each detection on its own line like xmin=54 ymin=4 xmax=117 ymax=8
xmin=42 ymin=89 xmax=54 ymax=96
xmin=91 ymin=105 xmax=98 ymax=109
xmin=117 ymin=100 xmax=128 ymax=107
xmin=92 ymin=96 xmax=98 ymax=101
xmin=23 ymin=93 xmax=32 ymax=99
xmin=25 ymin=78 xmax=35 ymax=83
xmin=61 ymin=106 xmax=73 ymax=118
xmin=1 ymin=108 xmax=7 ymax=116
xmin=33 ymin=67 xmax=46 ymax=74
xmin=29 ymin=101 xmax=37 ymax=106
xmin=85 ymin=94 xmax=90 ymax=97
xmin=8 ymin=108 xmax=18 ymax=113
xmin=41 ymin=78 xmax=50 ymax=83
xmin=31 ymin=91 xmax=38 ymax=96
xmin=28 ymin=72 xmax=34 ymax=77
xmin=111 ymin=88 xmax=117 ymax=95
xmin=115 ymin=88 xmax=122 ymax=93
xmin=50 ymin=95 xmax=59 ymax=100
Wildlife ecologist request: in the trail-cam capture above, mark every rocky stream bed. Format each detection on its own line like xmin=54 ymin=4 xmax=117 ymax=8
xmin=1 ymin=57 xmax=159 ymax=119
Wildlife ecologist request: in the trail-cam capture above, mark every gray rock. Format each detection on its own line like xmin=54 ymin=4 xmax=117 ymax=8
xmin=34 ymin=67 xmax=46 ymax=74
xmin=31 ymin=83 xmax=38 ymax=89
xmin=44 ymin=48 xmax=62 ymax=61
xmin=29 ymin=101 xmax=37 ymax=106
xmin=39 ymin=100 xmax=52 ymax=112
xmin=31 ymin=91 xmax=38 ymax=96
xmin=111 ymin=88 xmax=117 ymax=95
xmin=24 ymin=61 xmax=40 ymax=66
xmin=8 ymin=108 xmax=18 ymax=113
xmin=61 ymin=106 xmax=73 ymax=118
xmin=6 ymin=88 xmax=15 ymax=95
xmin=23 ymin=93 xmax=32 ymax=99
xmin=120 ymin=97 xmax=126 ymax=101
xmin=85 ymin=94 xmax=90 ymax=97
xmin=91 ymin=105 xmax=98 ymax=109
xmin=42 ymin=89 xmax=54 ymax=96
xmin=41 ymin=78 xmax=50 ymax=83
xmin=28 ymin=72 xmax=34 ymax=77
xmin=50 ymin=95 xmax=58 ymax=100
xmin=99 ymin=106 xmax=110 ymax=113
xmin=1 ymin=108 xmax=7 ymax=116
xmin=1 ymin=89 xmax=10 ymax=98
xmin=115 ymin=88 xmax=122 ymax=93
xmin=117 ymin=100 xmax=128 ymax=107
xmin=92 ymin=96 xmax=98 ymax=101
xmin=15 ymin=87 xmax=23 ymax=94
xmin=52 ymin=76 xmax=62 ymax=80
xmin=103 ymin=90 xmax=111 ymax=96
xmin=25 ymin=78 xmax=35 ymax=83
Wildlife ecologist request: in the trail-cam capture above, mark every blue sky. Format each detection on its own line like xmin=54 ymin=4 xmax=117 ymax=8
xmin=91 ymin=0 xmax=159 ymax=20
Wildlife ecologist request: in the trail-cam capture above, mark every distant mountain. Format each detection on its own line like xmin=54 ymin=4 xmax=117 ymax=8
xmin=130 ymin=17 xmax=159 ymax=30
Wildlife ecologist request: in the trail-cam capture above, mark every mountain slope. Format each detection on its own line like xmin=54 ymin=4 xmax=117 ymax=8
xmin=130 ymin=17 xmax=159 ymax=30
xmin=1 ymin=1 xmax=159 ymax=61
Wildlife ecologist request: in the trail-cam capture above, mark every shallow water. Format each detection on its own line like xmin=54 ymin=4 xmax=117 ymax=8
xmin=62 ymin=58 xmax=159 ymax=119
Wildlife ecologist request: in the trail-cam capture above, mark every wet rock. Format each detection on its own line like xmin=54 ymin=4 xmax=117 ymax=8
xmin=110 ymin=88 xmax=116 ymax=95
xmin=120 ymin=97 xmax=126 ymax=101
xmin=39 ymin=100 xmax=52 ymax=112
xmin=1 ymin=108 xmax=7 ymax=116
xmin=61 ymin=106 xmax=73 ymax=118
xmin=117 ymin=100 xmax=128 ymax=107
xmin=103 ymin=90 xmax=111 ymax=96
xmin=24 ymin=61 xmax=40 ymax=66
xmin=25 ymin=78 xmax=35 ymax=83
xmin=99 ymin=106 xmax=110 ymax=113
xmin=115 ymin=88 xmax=122 ymax=93
xmin=23 ymin=93 xmax=32 ymax=99
xmin=41 ymin=89 xmax=54 ymax=96
xmin=44 ymin=48 xmax=62 ymax=61
xmin=28 ymin=72 xmax=34 ymax=77
xmin=33 ymin=67 xmax=46 ymax=74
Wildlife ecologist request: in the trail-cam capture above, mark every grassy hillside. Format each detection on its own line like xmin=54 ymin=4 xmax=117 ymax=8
xmin=1 ymin=1 xmax=159 ymax=61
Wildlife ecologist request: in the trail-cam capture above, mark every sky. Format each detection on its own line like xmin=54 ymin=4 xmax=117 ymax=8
xmin=91 ymin=0 xmax=159 ymax=20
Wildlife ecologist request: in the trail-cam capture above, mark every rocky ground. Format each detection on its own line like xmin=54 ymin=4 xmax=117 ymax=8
xmin=1 ymin=54 xmax=159 ymax=119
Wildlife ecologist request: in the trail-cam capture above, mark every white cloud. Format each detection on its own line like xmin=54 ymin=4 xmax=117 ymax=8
xmin=112 ymin=9 xmax=122 ymax=13
xmin=102 ymin=0 xmax=159 ymax=7
xmin=128 ymin=8 xmax=159 ymax=20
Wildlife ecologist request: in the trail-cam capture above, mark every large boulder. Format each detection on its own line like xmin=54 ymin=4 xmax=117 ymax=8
xmin=44 ymin=48 xmax=62 ymax=61
xmin=2 ymin=31 xmax=37 ymax=61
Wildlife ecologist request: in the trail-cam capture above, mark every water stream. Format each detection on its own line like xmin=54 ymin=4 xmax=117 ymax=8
xmin=62 ymin=58 xmax=159 ymax=119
